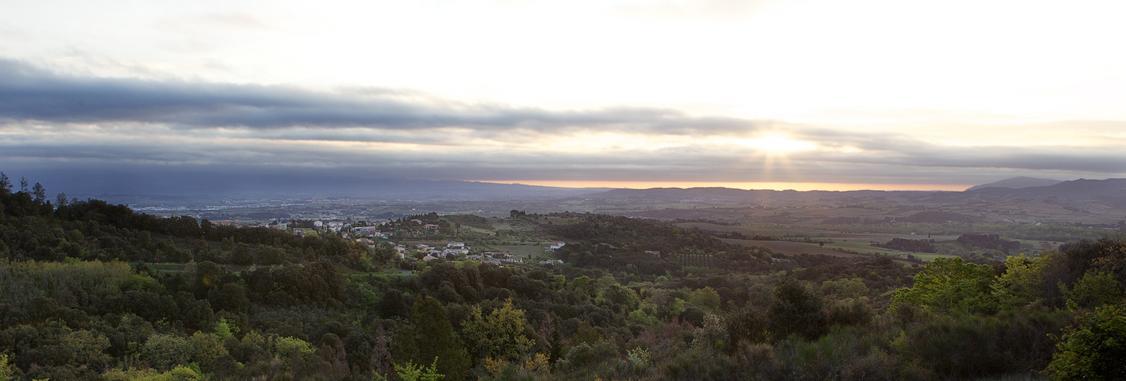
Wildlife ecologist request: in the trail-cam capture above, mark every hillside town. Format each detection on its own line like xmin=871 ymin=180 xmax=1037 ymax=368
xmin=244 ymin=213 xmax=569 ymax=267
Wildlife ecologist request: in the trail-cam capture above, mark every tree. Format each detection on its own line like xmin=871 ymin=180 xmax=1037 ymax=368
xmin=726 ymin=310 xmax=768 ymax=350
xmin=189 ymin=331 xmax=229 ymax=369
xmin=1046 ymin=304 xmax=1126 ymax=380
xmin=893 ymin=257 xmax=996 ymax=314
xmin=687 ymin=287 xmax=722 ymax=312
xmin=460 ymin=299 xmax=535 ymax=362
xmin=208 ymin=282 xmax=250 ymax=313
xmin=1064 ymin=272 xmax=1123 ymax=310
xmin=992 ymin=255 xmax=1049 ymax=309
xmin=768 ymin=279 xmax=826 ymax=341
xmin=0 ymin=172 xmax=10 ymax=196
xmin=0 ymin=353 xmax=16 ymax=381
xmin=55 ymin=192 xmax=68 ymax=208
xmin=393 ymin=296 xmax=471 ymax=381
xmin=275 ymin=336 xmax=315 ymax=358
xmin=141 ymin=334 xmax=194 ymax=371
xmin=32 ymin=183 xmax=46 ymax=203
xmin=395 ymin=358 xmax=444 ymax=381
xmin=18 ymin=177 xmax=27 ymax=193
xmin=214 ymin=318 xmax=237 ymax=341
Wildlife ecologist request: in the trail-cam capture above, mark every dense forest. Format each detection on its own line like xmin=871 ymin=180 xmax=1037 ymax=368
xmin=1 ymin=173 xmax=1125 ymax=380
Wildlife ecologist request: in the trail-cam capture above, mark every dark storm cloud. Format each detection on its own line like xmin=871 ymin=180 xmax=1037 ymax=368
xmin=0 ymin=59 xmax=753 ymax=134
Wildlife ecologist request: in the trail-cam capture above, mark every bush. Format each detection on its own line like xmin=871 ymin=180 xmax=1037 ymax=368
xmin=1046 ymin=304 xmax=1126 ymax=380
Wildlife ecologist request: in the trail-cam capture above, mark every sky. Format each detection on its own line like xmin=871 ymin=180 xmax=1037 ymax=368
xmin=2 ymin=0 xmax=1126 ymax=192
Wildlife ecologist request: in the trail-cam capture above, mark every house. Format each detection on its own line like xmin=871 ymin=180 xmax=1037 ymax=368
xmin=540 ymin=259 xmax=564 ymax=266
xmin=442 ymin=248 xmax=469 ymax=257
xmin=423 ymin=224 xmax=440 ymax=232
xmin=440 ymin=242 xmax=469 ymax=257
xmin=547 ymin=242 xmax=566 ymax=251
xmin=352 ymin=226 xmax=379 ymax=237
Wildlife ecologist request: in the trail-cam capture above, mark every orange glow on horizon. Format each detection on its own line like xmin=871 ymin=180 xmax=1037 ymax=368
xmin=476 ymin=180 xmax=970 ymax=192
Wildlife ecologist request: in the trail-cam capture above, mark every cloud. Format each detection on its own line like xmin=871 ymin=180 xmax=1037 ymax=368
xmin=1 ymin=58 xmax=1125 ymax=190
xmin=0 ymin=58 xmax=753 ymax=135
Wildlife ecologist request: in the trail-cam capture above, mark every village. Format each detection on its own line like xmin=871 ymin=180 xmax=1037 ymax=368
xmin=254 ymin=213 xmax=567 ymax=267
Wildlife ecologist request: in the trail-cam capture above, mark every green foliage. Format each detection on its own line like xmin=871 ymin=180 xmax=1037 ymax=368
xmin=687 ymin=287 xmax=722 ymax=312
xmin=188 ymin=331 xmax=228 ymax=369
xmin=556 ymin=341 xmax=617 ymax=376
xmin=102 ymin=365 xmax=204 ymax=381
xmin=6 ymin=185 xmax=1126 ymax=381
xmin=214 ymin=318 xmax=237 ymax=340
xmin=274 ymin=336 xmax=315 ymax=357
xmin=1064 ymin=271 xmax=1123 ymax=310
xmin=0 ymin=260 xmax=135 ymax=308
xmin=663 ymin=345 xmax=738 ymax=381
xmin=893 ymin=257 xmax=996 ymax=314
xmin=819 ymin=277 xmax=869 ymax=299
xmin=896 ymin=309 xmax=1067 ymax=378
xmin=1046 ymin=304 xmax=1126 ymax=380
xmin=461 ymin=299 xmax=535 ymax=362
xmin=393 ymin=296 xmax=472 ymax=381
xmin=394 ymin=358 xmax=444 ymax=381
xmin=628 ymin=305 xmax=660 ymax=327
xmin=625 ymin=346 xmax=650 ymax=371
xmin=141 ymin=334 xmax=194 ymax=371
xmin=768 ymin=280 xmax=827 ymax=341
xmin=0 ymin=354 xmax=14 ymax=381
xmin=991 ymin=254 xmax=1049 ymax=308
xmin=773 ymin=328 xmax=895 ymax=381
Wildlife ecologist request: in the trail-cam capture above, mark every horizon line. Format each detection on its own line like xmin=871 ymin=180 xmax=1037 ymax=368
xmin=475 ymin=180 xmax=972 ymax=192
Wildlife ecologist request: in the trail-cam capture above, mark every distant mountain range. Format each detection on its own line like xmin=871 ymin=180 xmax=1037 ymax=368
xmin=966 ymin=176 xmax=1061 ymax=191
xmin=583 ymin=178 xmax=1125 ymax=203
xmin=963 ymin=178 xmax=1126 ymax=201
xmin=13 ymin=166 xmax=1126 ymax=223
xmin=570 ymin=178 xmax=1126 ymax=224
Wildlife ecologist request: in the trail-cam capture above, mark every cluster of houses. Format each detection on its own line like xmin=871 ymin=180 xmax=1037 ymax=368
xmin=263 ymin=217 xmax=569 ymax=268
xmin=417 ymin=242 xmax=471 ymax=261
xmin=386 ymin=240 xmax=568 ymax=267
xmin=467 ymin=251 xmax=523 ymax=265
xmin=352 ymin=225 xmax=391 ymax=239
xmin=263 ymin=219 xmax=383 ymax=238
